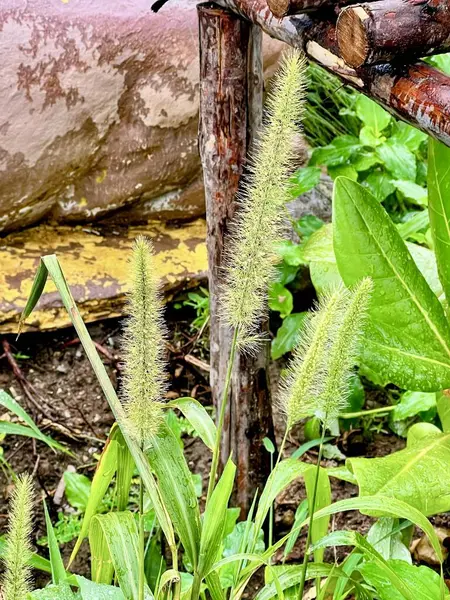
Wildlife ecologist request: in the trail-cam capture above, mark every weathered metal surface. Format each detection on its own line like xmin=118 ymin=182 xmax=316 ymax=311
xmin=337 ymin=0 xmax=450 ymax=67
xmin=0 ymin=219 xmax=207 ymax=333
xmin=218 ymin=0 xmax=450 ymax=147
xmin=0 ymin=0 xmax=283 ymax=233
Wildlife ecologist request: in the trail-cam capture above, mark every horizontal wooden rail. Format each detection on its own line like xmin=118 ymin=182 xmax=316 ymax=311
xmin=215 ymin=0 xmax=450 ymax=147
xmin=266 ymin=0 xmax=347 ymax=19
xmin=337 ymin=0 xmax=450 ymax=68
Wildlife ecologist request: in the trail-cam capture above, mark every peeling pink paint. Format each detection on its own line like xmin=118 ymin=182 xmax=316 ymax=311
xmin=0 ymin=0 xmax=285 ymax=232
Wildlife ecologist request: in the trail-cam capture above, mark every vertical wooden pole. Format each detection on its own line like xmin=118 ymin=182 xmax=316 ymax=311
xmin=198 ymin=4 xmax=275 ymax=516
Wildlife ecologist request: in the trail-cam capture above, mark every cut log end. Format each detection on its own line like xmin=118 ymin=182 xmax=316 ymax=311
xmin=267 ymin=0 xmax=291 ymax=18
xmin=337 ymin=5 xmax=370 ymax=68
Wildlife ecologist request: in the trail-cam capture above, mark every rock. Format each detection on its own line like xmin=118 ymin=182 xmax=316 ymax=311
xmin=0 ymin=218 xmax=207 ymax=333
xmin=0 ymin=0 xmax=284 ymax=233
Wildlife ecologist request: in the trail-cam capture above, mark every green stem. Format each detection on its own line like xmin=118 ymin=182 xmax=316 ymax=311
xmin=206 ymin=328 xmax=239 ymax=504
xmin=171 ymin=546 xmax=181 ymax=600
xmin=340 ymin=405 xmax=395 ymax=419
xmin=297 ymin=425 xmax=326 ymax=600
xmin=138 ymin=477 xmax=145 ymax=600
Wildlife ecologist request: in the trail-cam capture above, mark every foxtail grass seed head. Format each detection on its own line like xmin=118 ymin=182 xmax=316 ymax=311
xmin=221 ymin=50 xmax=308 ymax=350
xmin=2 ymin=474 xmax=34 ymax=600
xmin=122 ymin=236 xmax=167 ymax=446
xmin=316 ymin=278 xmax=373 ymax=427
xmin=280 ymin=287 xmax=348 ymax=430
xmin=281 ymin=278 xmax=372 ymax=430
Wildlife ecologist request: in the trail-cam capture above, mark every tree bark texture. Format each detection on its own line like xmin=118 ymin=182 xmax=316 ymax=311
xmin=216 ymin=0 xmax=450 ymax=147
xmin=198 ymin=4 xmax=275 ymax=516
xmin=337 ymin=0 xmax=450 ymax=68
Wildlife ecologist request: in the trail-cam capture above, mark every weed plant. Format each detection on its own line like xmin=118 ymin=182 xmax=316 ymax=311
xmin=2 ymin=50 xmax=450 ymax=600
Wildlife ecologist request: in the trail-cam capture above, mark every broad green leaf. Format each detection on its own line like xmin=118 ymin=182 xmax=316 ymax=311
xmin=268 ymin=283 xmax=293 ymax=317
xmin=198 ymin=458 xmax=236 ymax=579
xmin=271 ymin=313 xmax=307 ymax=359
xmin=291 ymin=437 xmax=334 ymax=459
xmin=292 ymin=215 xmax=324 ymax=241
xmin=428 ymin=139 xmax=450 ymax=301
xmin=437 ymin=391 xmax=450 ymax=432
xmin=347 ymin=425 xmax=450 ymax=516
xmin=289 ymin=167 xmax=321 ymax=198
xmin=427 ymin=54 xmax=450 ymax=75
xmin=27 ymin=583 xmax=79 ymax=599
xmin=352 ymin=151 xmax=380 ymax=172
xmin=302 ymin=224 xmax=342 ymax=294
xmin=366 ymin=518 xmax=411 ymax=564
xmin=333 ymin=177 xmax=450 ymax=391
xmin=147 ymin=424 xmax=201 ymax=569
xmin=0 ymin=390 xmax=67 ymax=453
xmin=359 ymin=559 xmax=449 ymax=600
xmin=43 ymin=502 xmax=66 ymax=585
xmin=376 ymin=141 xmax=416 ymax=181
xmin=76 ymin=576 xmax=126 ymax=600
xmin=363 ymin=171 xmax=395 ymax=202
xmin=91 ymin=512 xmax=153 ymax=600
xmin=70 ymin=438 xmax=119 ymax=565
xmin=311 ymin=531 xmax=419 ymax=600
xmin=356 ymin=96 xmax=391 ymax=134
xmin=328 ymin=164 xmax=358 ymax=181
xmin=359 ymin=126 xmax=383 ymax=148
xmin=167 ymin=397 xmax=216 ymax=451
xmin=64 ymin=472 xmax=91 ymax=511
xmin=310 ymin=135 xmax=361 ymax=168
xmin=394 ymin=180 xmax=428 ymax=206
xmin=19 ymin=255 xmax=176 ymax=555
xmin=391 ymin=391 xmax=436 ymax=422
xmin=391 ymin=122 xmax=427 ymax=152
xmin=276 ymin=240 xmax=306 ymax=267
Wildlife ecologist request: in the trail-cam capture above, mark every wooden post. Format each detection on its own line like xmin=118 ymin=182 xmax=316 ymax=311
xmin=198 ymin=4 xmax=275 ymax=516
xmin=337 ymin=0 xmax=450 ymax=68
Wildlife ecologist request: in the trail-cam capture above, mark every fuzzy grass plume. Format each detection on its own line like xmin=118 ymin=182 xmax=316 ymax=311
xmin=221 ymin=50 xmax=308 ymax=350
xmin=122 ymin=236 xmax=166 ymax=446
xmin=2 ymin=474 xmax=34 ymax=600
xmin=281 ymin=278 xmax=372 ymax=429
xmin=315 ymin=278 xmax=373 ymax=427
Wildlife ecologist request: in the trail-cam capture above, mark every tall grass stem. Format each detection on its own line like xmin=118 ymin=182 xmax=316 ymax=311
xmin=297 ymin=424 xmax=326 ymax=599
xmin=206 ymin=328 xmax=239 ymax=504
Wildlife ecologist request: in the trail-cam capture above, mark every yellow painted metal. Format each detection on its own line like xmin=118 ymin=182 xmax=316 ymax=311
xmin=0 ymin=220 xmax=207 ymax=332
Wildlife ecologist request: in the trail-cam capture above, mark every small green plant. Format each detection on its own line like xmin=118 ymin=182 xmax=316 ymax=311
xmin=174 ymin=287 xmax=210 ymax=332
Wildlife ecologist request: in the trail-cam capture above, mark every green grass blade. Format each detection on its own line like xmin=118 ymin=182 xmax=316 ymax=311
xmin=19 ymin=260 xmax=49 ymax=332
xmin=89 ymin=517 xmax=115 ymax=585
xmin=167 ymin=397 xmax=216 ymax=450
xmin=147 ymin=424 xmax=201 ymax=569
xmin=43 ymin=502 xmax=66 ymax=585
xmin=69 ymin=438 xmax=119 ymax=566
xmin=110 ymin=424 xmax=135 ymax=512
xmin=197 ymin=457 xmax=236 ymax=579
xmin=0 ymin=390 xmax=68 ymax=453
xmin=20 ymin=255 xmax=176 ymax=553
xmin=91 ymin=511 xmax=153 ymax=600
